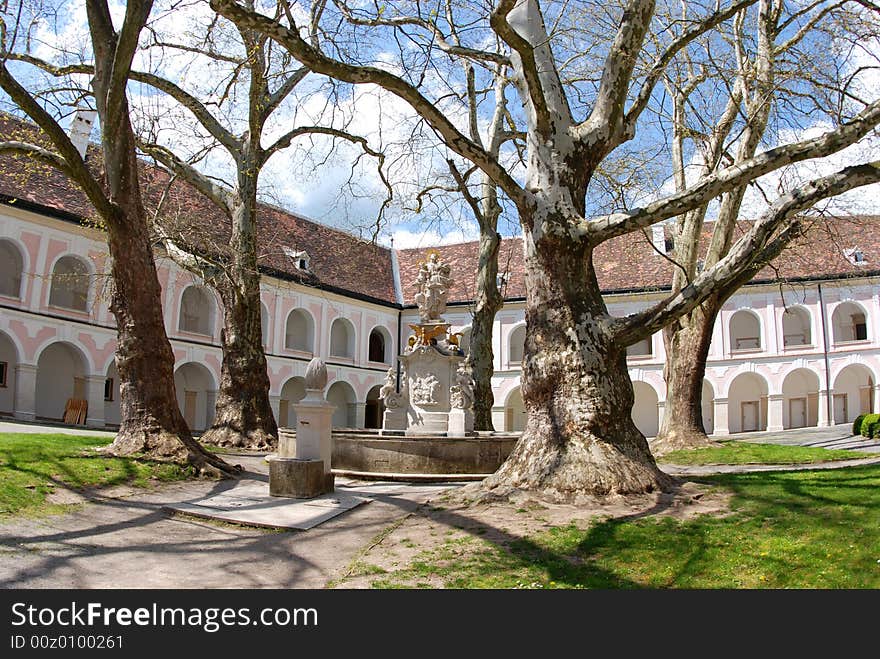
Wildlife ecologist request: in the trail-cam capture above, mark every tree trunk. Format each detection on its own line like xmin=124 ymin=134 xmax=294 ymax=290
xmin=104 ymin=207 xmax=235 ymax=476
xmin=200 ymin=278 xmax=277 ymax=450
xmin=468 ymin=229 xmax=503 ymax=431
xmin=198 ymin=172 xmax=277 ymax=450
xmin=650 ymin=297 xmax=721 ymax=456
xmin=482 ymin=229 xmax=673 ymax=499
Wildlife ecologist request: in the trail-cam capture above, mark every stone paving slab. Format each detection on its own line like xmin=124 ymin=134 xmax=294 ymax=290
xmin=163 ymin=481 xmax=370 ymax=530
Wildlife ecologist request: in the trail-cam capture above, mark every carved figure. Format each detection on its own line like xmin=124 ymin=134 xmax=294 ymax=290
xmin=414 ymin=252 xmax=452 ymax=322
xmin=449 ymin=362 xmax=475 ymax=411
xmin=411 ymin=373 xmax=440 ymax=405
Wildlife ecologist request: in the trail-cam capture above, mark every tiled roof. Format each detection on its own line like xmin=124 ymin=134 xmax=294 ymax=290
xmin=0 ymin=113 xmax=397 ymax=305
xmin=1 ymin=113 xmax=878 ymax=309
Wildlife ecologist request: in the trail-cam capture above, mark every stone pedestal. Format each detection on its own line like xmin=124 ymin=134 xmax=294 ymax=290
xmin=447 ymin=407 xmax=473 ymax=437
xmin=269 ymin=358 xmax=335 ymax=498
xmin=401 ymin=346 xmax=466 ymax=436
xmin=381 ymin=408 xmax=406 ymax=433
xmin=268 ymin=458 xmax=334 ymax=499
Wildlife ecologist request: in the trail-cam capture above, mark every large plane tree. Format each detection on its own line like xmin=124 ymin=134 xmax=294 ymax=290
xmin=213 ymin=0 xmax=880 ymax=499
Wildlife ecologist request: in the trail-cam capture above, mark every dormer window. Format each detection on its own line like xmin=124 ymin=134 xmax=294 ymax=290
xmin=844 ymin=248 xmax=866 ymax=265
xmin=282 ymin=247 xmax=310 ymax=271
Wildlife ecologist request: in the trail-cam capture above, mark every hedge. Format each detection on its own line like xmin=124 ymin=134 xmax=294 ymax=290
xmin=853 ymin=414 xmax=867 ymax=436
xmin=859 ymin=413 xmax=880 ymax=439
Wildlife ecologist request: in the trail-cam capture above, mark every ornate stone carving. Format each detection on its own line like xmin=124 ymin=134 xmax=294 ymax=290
xmin=450 ymin=362 xmax=474 ymax=411
xmin=379 ymin=366 xmax=403 ymax=410
xmin=414 ymin=251 xmax=451 ymax=322
xmin=304 ymin=357 xmax=328 ymax=390
xmin=411 ymin=373 xmax=440 ymax=406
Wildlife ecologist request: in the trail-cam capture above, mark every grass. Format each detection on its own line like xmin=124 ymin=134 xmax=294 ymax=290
xmin=0 ymin=432 xmax=195 ymax=518
xmin=371 ymin=465 xmax=880 ymax=589
xmin=660 ymin=441 xmax=867 ymax=466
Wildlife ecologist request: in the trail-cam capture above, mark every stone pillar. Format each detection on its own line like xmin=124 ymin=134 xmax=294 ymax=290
xmin=873 ymin=385 xmax=880 ymax=416
xmin=354 ymin=402 xmax=366 ymax=429
xmin=767 ymin=394 xmax=784 ymax=432
xmin=713 ymin=397 xmax=730 ymax=436
xmin=205 ymin=389 xmax=218 ymax=428
xmin=818 ymin=389 xmax=831 ymax=427
xmin=656 ymin=400 xmax=666 ymax=432
xmin=269 ymin=358 xmax=335 ymax=498
xmin=85 ymin=375 xmax=106 ymax=428
xmin=13 ymin=363 xmax=37 ymax=422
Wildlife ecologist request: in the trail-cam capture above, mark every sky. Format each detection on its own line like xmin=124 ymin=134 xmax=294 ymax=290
xmin=4 ymin=0 xmax=880 ymax=249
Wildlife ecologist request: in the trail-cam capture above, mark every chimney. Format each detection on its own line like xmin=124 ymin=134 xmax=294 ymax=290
xmin=68 ymin=109 xmax=97 ymax=159
xmin=651 ymin=224 xmax=666 ymax=255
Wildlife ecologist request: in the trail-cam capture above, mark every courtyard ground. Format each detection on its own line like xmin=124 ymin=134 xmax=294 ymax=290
xmin=0 ymin=420 xmax=877 ymax=588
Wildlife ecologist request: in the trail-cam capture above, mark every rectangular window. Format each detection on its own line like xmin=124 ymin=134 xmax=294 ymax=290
xmin=104 ymin=377 xmax=114 ymax=401
xmin=0 ymin=361 xmax=7 ymax=387
xmin=855 ymin=321 xmax=868 ymax=341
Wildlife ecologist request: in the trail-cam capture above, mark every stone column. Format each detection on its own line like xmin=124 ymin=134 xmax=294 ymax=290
xmin=85 ymin=375 xmax=106 ymax=428
xmin=13 ymin=363 xmax=37 ymax=422
xmin=205 ymin=389 xmax=218 ymax=428
xmin=269 ymin=395 xmax=281 ymax=425
xmin=767 ymin=394 xmax=785 ymax=432
xmin=818 ymin=389 xmax=831 ymax=427
xmin=713 ymin=397 xmax=730 ymax=436
xmin=354 ymin=401 xmax=366 ymax=429
xmin=873 ymin=385 xmax=880 ymax=416
xmin=656 ymin=400 xmax=666 ymax=432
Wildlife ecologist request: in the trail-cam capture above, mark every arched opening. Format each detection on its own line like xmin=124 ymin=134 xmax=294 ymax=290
xmin=327 ymin=380 xmax=357 ymax=428
xmin=178 ymin=286 xmax=214 ymax=336
xmin=631 ymin=381 xmax=659 ymax=438
xmin=329 ymin=318 xmax=355 ymax=359
xmin=729 ymin=310 xmax=762 ymax=352
xmin=104 ymin=360 xmax=121 ymax=428
xmin=509 ymin=325 xmax=526 ymax=365
xmin=368 ymin=327 xmax=390 ymax=363
xmin=49 ymin=255 xmax=90 ymax=312
xmin=174 ymin=362 xmax=215 ymax=432
xmin=279 ymin=376 xmax=306 ymax=427
xmin=260 ymin=303 xmax=270 ymax=350
xmin=702 ymin=379 xmax=714 ymax=434
xmin=832 ymin=364 xmax=876 ymax=423
xmin=727 ymin=372 xmax=769 ymax=433
xmin=35 ymin=342 xmax=87 ymax=422
xmin=0 ymin=239 xmax=24 ymax=299
xmin=365 ymin=384 xmax=384 ymax=429
xmin=284 ymin=308 xmax=314 ymax=353
xmin=782 ymin=368 xmax=820 ymax=429
xmin=832 ymin=302 xmax=869 ymax=344
xmin=782 ymin=306 xmax=812 ymax=348
xmin=0 ymin=330 xmax=19 ymax=416
xmin=505 ymin=386 xmax=526 ymax=431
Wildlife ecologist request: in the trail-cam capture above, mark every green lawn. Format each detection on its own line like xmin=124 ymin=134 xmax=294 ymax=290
xmin=660 ymin=441 xmax=867 ymax=466
xmin=372 ymin=465 xmax=880 ymax=589
xmin=0 ymin=433 xmax=194 ymax=517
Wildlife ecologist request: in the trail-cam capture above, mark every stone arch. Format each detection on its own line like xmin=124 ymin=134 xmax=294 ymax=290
xmin=178 ymin=285 xmax=215 ymax=336
xmin=35 ymin=341 xmax=89 ymax=421
xmin=327 ymin=380 xmax=357 ymax=428
xmin=631 ymin=380 xmax=660 ymax=438
xmin=0 ymin=329 xmax=20 ymax=415
xmin=504 ymin=385 xmax=526 ymax=432
xmin=174 ymin=362 xmax=216 ymax=432
xmin=365 ymin=384 xmax=384 ymax=429
xmin=832 ymin=363 xmax=876 ymax=423
xmin=831 ymin=301 xmax=869 ymax=344
xmin=0 ymin=238 xmax=25 ymax=299
xmin=781 ymin=367 xmax=820 ymax=429
xmin=285 ymin=308 xmax=315 ymax=353
xmin=278 ymin=376 xmax=306 ymax=428
xmin=48 ymin=254 xmax=91 ymax=312
xmin=729 ymin=309 xmax=762 ymax=352
xmin=368 ymin=326 xmax=392 ymax=364
xmin=727 ymin=371 xmax=769 ymax=433
xmin=329 ymin=318 xmax=356 ymax=360
xmin=781 ymin=305 xmax=812 ymax=348
xmin=508 ymin=323 xmax=526 ymax=365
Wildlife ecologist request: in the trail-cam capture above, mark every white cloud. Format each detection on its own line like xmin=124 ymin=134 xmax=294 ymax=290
xmin=382 ymin=224 xmax=481 ymax=249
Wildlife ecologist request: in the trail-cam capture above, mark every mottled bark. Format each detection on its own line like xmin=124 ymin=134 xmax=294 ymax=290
xmin=199 ymin=188 xmax=277 ymax=450
xmin=468 ymin=229 xmax=503 ymax=431
xmin=482 ymin=229 xmax=673 ymax=499
xmin=87 ymin=0 xmax=234 ymax=475
xmin=651 ymin=300 xmax=720 ymax=455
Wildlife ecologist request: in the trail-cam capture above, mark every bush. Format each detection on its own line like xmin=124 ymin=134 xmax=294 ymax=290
xmin=859 ymin=414 xmax=880 ymax=439
xmin=853 ymin=414 xmax=867 ymax=436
